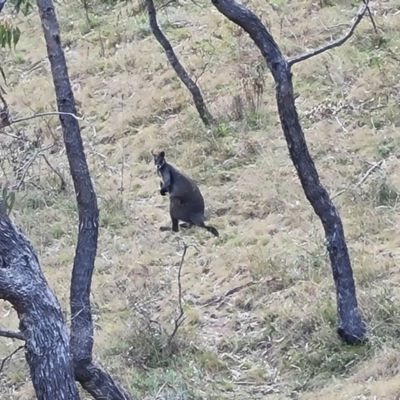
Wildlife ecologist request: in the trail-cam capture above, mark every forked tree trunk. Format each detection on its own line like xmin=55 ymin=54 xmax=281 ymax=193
xmin=145 ymin=0 xmax=214 ymax=127
xmin=35 ymin=0 xmax=133 ymax=398
xmin=0 ymin=203 xmax=80 ymax=400
xmin=211 ymin=0 xmax=366 ymax=344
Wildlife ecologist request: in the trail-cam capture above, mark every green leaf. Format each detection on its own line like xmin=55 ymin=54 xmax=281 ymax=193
xmin=6 ymin=26 xmax=12 ymax=49
xmin=12 ymin=26 xmax=20 ymax=47
xmin=9 ymin=0 xmax=33 ymax=15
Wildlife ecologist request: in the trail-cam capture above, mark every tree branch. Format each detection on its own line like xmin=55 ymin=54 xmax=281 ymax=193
xmin=211 ymin=0 xmax=366 ymax=344
xmin=0 ymin=328 xmax=25 ymax=341
xmin=287 ymin=1 xmax=370 ymax=67
xmin=0 ymin=345 xmax=24 ymax=374
xmin=40 ymin=153 xmax=66 ymax=191
xmin=167 ymin=240 xmax=188 ymax=347
xmin=145 ymin=0 xmax=214 ymax=126
xmin=8 ymin=111 xmax=98 ymax=138
xmin=36 ymin=0 xmax=133 ymax=398
xmin=0 ymin=202 xmax=80 ymax=398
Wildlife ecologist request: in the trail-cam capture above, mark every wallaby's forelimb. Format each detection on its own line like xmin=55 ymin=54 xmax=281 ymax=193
xmin=160 ymin=172 xmax=171 ymax=196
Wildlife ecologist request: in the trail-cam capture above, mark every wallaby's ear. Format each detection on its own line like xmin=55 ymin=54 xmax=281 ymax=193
xmin=159 ymin=151 xmax=165 ymax=159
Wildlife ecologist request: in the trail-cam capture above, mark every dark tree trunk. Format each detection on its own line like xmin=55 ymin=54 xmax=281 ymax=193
xmin=35 ymin=0 xmax=134 ymax=398
xmin=145 ymin=0 xmax=214 ymax=127
xmin=0 ymin=204 xmax=80 ymax=400
xmin=211 ymin=0 xmax=366 ymax=344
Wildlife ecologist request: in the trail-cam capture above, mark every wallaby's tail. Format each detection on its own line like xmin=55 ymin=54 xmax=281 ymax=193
xmin=205 ymin=225 xmax=219 ymax=237
xmin=192 ymin=217 xmax=219 ymax=237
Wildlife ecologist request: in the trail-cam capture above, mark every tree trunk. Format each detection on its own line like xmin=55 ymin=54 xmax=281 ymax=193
xmin=0 ymin=203 xmax=80 ymax=400
xmin=35 ymin=0 xmax=134 ymax=398
xmin=211 ymin=0 xmax=366 ymax=344
xmin=145 ymin=0 xmax=214 ymax=127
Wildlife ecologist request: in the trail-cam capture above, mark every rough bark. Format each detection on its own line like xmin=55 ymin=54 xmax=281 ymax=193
xmin=0 ymin=202 xmax=80 ymax=400
xmin=211 ymin=0 xmax=366 ymax=344
xmin=145 ymin=0 xmax=214 ymax=127
xmin=35 ymin=0 xmax=133 ymax=398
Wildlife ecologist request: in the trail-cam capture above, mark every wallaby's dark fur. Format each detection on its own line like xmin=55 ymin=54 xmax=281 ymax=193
xmin=152 ymin=150 xmax=219 ymax=237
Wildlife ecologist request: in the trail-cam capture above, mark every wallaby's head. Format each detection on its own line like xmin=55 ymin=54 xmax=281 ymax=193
xmin=152 ymin=150 xmax=166 ymax=170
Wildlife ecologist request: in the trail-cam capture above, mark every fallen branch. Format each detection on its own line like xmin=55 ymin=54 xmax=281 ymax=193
xmin=288 ymin=1 xmax=371 ymax=67
xmin=332 ymin=160 xmax=384 ymax=200
xmin=0 ymin=345 xmax=24 ymax=374
xmin=0 ymin=328 xmax=25 ymax=341
xmin=199 ymin=279 xmax=271 ymax=308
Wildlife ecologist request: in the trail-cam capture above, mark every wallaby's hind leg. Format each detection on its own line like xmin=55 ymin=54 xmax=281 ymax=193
xmin=171 ymin=218 xmax=179 ymax=232
xmin=159 ymin=218 xmax=180 ymax=233
xmin=179 ymin=222 xmax=193 ymax=229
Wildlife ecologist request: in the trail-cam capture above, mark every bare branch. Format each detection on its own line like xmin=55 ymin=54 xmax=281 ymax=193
xmin=36 ymin=0 xmax=132 ymax=397
xmin=13 ymin=143 xmax=55 ymax=190
xmin=145 ymin=0 xmax=214 ymax=126
xmin=0 ymin=207 xmax=79 ymax=397
xmin=332 ymin=160 xmax=384 ymax=200
xmin=40 ymin=153 xmax=66 ymax=191
xmin=287 ymin=1 xmax=370 ymax=67
xmin=9 ymin=111 xmax=98 ymax=137
xmin=363 ymin=0 xmax=378 ymax=34
xmin=0 ymin=90 xmax=10 ymax=129
xmin=167 ymin=240 xmax=188 ymax=347
xmin=0 ymin=328 xmax=25 ymax=341
xmin=10 ymin=111 xmax=82 ymax=124
xmin=211 ymin=0 xmax=367 ymax=344
xmin=0 ymin=345 xmax=24 ymax=374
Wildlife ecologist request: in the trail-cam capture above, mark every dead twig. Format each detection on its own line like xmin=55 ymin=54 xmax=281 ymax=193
xmin=167 ymin=240 xmax=189 ymax=347
xmin=13 ymin=143 xmax=55 ymax=190
xmin=0 ymin=345 xmax=25 ymax=374
xmin=363 ymin=0 xmax=378 ymax=34
xmin=9 ymin=111 xmax=97 ymax=138
xmin=288 ymin=1 xmax=370 ymax=67
xmin=40 ymin=153 xmax=66 ymax=191
xmin=0 ymin=329 xmax=25 ymax=341
xmin=153 ymin=382 xmax=168 ymax=400
xmin=332 ymin=160 xmax=384 ymax=200
xmin=0 ymin=90 xmax=10 ymax=129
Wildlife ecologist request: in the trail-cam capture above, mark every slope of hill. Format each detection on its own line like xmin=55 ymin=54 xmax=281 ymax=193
xmin=1 ymin=0 xmax=400 ymax=398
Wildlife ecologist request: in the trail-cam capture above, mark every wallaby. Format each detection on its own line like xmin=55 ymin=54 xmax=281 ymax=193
xmin=152 ymin=150 xmax=219 ymax=237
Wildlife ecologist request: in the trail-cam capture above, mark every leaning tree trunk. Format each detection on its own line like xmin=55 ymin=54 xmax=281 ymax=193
xmin=35 ymin=0 xmax=133 ymax=398
xmin=0 ymin=202 xmax=80 ymax=400
xmin=145 ymin=0 xmax=214 ymax=127
xmin=211 ymin=0 xmax=366 ymax=344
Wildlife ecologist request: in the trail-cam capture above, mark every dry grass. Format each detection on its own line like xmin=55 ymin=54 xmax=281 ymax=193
xmin=1 ymin=0 xmax=400 ymax=398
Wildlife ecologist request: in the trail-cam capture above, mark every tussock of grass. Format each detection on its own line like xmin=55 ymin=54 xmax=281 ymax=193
xmin=1 ymin=0 xmax=400 ymax=399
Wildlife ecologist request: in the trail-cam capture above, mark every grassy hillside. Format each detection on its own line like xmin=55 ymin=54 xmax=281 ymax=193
xmin=1 ymin=0 xmax=400 ymax=398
